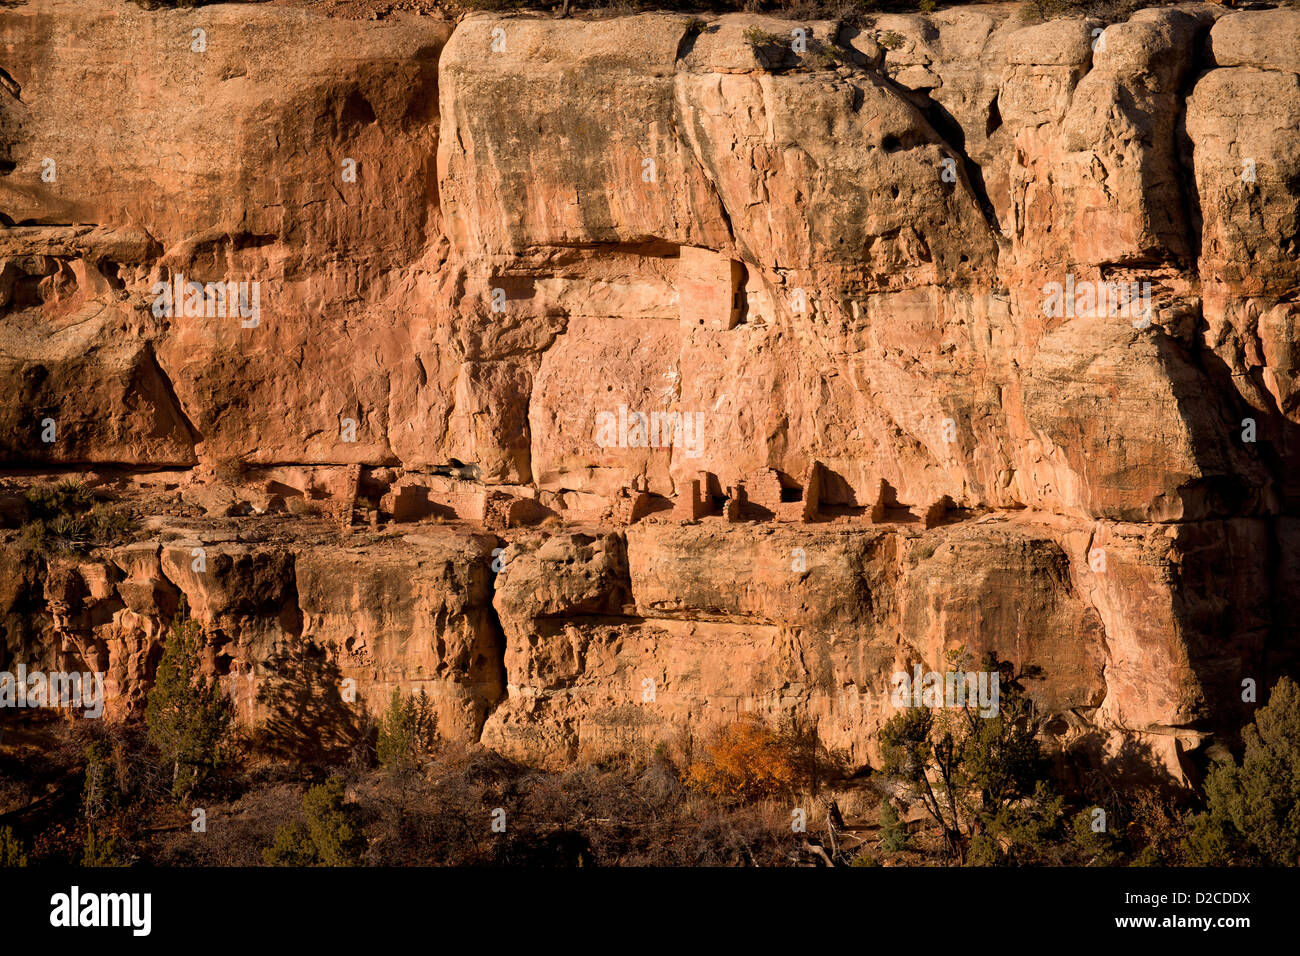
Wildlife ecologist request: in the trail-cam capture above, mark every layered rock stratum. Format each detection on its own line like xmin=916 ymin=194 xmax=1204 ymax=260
xmin=2 ymin=0 xmax=1297 ymax=782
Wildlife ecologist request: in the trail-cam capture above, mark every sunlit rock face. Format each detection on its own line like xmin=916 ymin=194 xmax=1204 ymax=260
xmin=2 ymin=1 xmax=1297 ymax=783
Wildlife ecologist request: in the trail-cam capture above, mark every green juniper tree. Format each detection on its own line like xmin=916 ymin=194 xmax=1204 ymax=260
xmin=264 ymin=777 xmax=367 ymax=867
xmin=79 ymin=738 xmax=129 ymax=866
xmin=145 ymin=600 xmax=233 ymax=799
xmin=1186 ymin=677 xmax=1300 ymax=866
xmin=376 ymin=687 xmax=438 ymax=774
xmin=878 ymin=800 xmax=910 ymax=855
xmin=879 ymin=652 xmax=1061 ymax=864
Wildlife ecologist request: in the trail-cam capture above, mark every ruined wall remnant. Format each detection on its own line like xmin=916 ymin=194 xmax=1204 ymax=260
xmin=1 ymin=2 xmax=1298 ymax=783
xmin=679 ymin=246 xmax=743 ymax=331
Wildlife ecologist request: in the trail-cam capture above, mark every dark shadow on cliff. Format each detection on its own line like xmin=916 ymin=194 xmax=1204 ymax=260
xmin=913 ymin=94 xmax=1001 ymax=234
xmin=1162 ymin=333 xmax=1300 ymax=738
xmin=256 ymin=641 xmax=369 ymax=767
xmin=1055 ymin=727 xmax=1182 ymax=805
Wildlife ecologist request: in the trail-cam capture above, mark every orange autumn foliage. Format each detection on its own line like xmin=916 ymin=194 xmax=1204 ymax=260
xmin=687 ymin=718 xmax=800 ymax=804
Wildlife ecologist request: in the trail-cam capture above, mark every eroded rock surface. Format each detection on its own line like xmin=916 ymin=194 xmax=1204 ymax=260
xmin=2 ymin=1 xmax=1298 ymax=783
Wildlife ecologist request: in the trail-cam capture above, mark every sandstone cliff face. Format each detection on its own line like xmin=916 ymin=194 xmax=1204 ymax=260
xmin=0 ymin=0 xmax=450 ymax=467
xmin=2 ymin=0 xmax=1297 ymax=782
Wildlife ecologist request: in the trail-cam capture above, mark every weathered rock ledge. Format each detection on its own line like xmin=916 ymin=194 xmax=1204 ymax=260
xmin=3 ymin=0 xmax=1299 ymax=782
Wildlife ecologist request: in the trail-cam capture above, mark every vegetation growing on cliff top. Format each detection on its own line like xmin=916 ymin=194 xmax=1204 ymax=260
xmin=131 ymin=0 xmax=1165 ymax=26
xmin=17 ymin=479 xmax=134 ymax=556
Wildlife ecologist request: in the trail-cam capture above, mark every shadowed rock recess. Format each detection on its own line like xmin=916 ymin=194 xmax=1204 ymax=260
xmin=1 ymin=0 xmax=1297 ymax=783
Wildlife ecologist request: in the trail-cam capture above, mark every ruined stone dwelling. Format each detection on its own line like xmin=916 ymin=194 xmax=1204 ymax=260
xmin=1 ymin=0 xmax=1298 ymax=781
